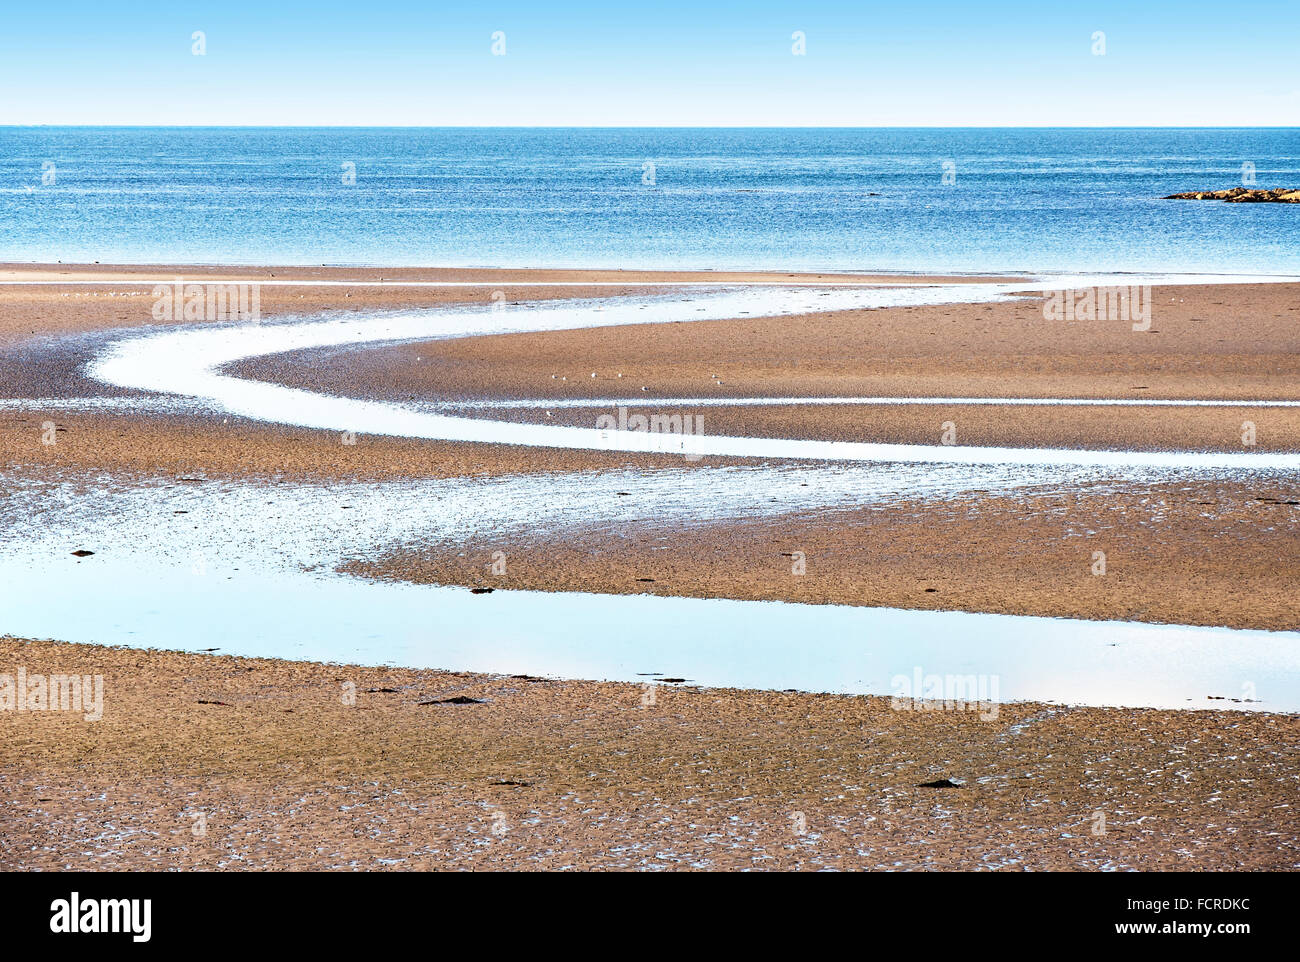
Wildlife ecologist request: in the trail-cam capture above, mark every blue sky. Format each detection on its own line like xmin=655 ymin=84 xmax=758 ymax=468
xmin=2 ymin=1 xmax=1297 ymax=126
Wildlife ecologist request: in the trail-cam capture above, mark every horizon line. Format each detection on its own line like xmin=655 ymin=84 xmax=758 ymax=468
xmin=4 ymin=124 xmax=1300 ymax=131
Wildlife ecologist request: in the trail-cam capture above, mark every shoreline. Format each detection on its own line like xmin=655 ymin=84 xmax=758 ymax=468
xmin=0 ymin=263 xmax=1026 ymax=285
xmin=8 ymin=261 xmax=1300 ymax=290
xmin=4 ymin=260 xmax=1300 ymax=282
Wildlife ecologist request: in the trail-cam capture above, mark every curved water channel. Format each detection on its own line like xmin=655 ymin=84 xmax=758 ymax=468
xmin=3 ymin=274 xmax=1299 ymax=711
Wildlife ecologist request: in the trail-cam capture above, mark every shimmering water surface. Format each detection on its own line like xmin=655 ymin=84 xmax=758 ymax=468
xmin=2 ymin=127 xmax=1298 ymax=273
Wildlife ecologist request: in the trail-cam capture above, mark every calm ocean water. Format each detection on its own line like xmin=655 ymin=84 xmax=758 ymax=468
xmin=1 ymin=127 xmax=1297 ymax=273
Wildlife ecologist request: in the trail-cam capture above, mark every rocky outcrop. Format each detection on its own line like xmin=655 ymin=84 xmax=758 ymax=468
xmin=1164 ymin=187 xmax=1300 ymax=203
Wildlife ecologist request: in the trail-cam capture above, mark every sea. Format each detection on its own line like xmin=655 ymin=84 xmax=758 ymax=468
xmin=0 ymin=127 xmax=1296 ymax=274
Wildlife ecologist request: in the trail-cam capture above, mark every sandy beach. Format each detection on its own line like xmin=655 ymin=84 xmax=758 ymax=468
xmin=3 ymin=637 xmax=1296 ymax=871
xmin=1 ymin=265 xmax=1297 ymax=871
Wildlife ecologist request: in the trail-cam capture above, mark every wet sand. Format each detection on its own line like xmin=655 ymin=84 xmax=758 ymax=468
xmin=7 ymin=275 xmax=1300 ymax=482
xmin=225 ymin=277 xmax=1300 ymax=629
xmin=0 ymin=262 xmax=1002 ymax=346
xmin=244 ymin=282 xmax=1300 ymax=452
xmin=3 ymin=270 xmax=1297 ymax=625
xmin=347 ymin=477 xmax=1300 ymax=632
xmin=0 ymin=264 xmax=998 ymax=480
xmin=1 ymin=265 xmax=1297 ymax=871
xmin=2 ymin=638 xmax=1295 ymax=871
